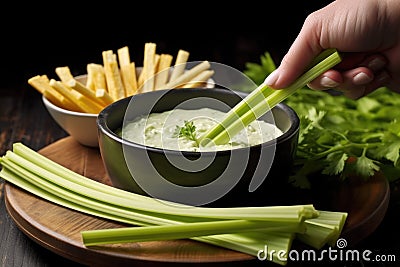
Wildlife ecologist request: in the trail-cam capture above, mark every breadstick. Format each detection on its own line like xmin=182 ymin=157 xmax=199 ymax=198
xmin=165 ymin=61 xmax=211 ymax=89
xmin=86 ymin=63 xmax=107 ymax=91
xmin=117 ymin=46 xmax=138 ymax=96
xmin=138 ymin=42 xmax=157 ymax=92
xmin=28 ymin=75 xmax=81 ymax=111
xmin=177 ymin=70 xmax=215 ymax=88
xmin=154 ymin=53 xmax=173 ymax=90
xmin=65 ymin=78 xmax=107 ymax=107
xmin=55 ymin=66 xmax=75 ymax=83
xmin=169 ymin=49 xmax=189 ymax=82
xmin=102 ymin=50 xmax=126 ymax=100
xmin=50 ymin=79 xmax=102 ymax=114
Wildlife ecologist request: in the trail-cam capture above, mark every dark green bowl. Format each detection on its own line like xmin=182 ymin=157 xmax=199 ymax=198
xmin=97 ymin=88 xmax=299 ymax=207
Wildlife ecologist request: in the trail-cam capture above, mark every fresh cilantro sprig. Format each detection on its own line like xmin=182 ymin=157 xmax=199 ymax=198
xmin=174 ymin=120 xmax=200 ymax=147
xmin=243 ymin=51 xmax=400 ymax=188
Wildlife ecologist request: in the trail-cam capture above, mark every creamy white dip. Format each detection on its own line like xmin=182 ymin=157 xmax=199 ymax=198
xmin=121 ymin=108 xmax=283 ymax=152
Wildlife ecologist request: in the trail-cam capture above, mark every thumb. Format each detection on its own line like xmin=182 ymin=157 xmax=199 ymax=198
xmin=264 ymin=18 xmax=324 ymax=89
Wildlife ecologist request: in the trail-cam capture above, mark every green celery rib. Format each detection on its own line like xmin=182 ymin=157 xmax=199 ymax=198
xmin=0 ymin=158 xmax=178 ymax=225
xmin=81 ymin=220 xmax=304 ymax=246
xmin=198 ymin=232 xmax=294 ymax=266
xmin=0 ymin=168 xmax=149 ymax=226
xmin=297 ymin=210 xmax=348 ymax=249
xmin=200 ymin=48 xmax=342 ymax=145
xmin=296 ymin=221 xmax=337 ymax=250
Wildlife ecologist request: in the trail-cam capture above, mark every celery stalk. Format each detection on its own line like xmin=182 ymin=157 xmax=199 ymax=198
xmin=0 ymin=168 xmax=149 ymax=226
xmin=297 ymin=210 xmax=348 ymax=249
xmin=199 ymin=232 xmax=294 ymax=266
xmin=81 ymin=220 xmax=304 ymax=246
xmin=200 ymin=49 xmax=342 ymax=145
xmin=297 ymin=221 xmax=337 ymax=249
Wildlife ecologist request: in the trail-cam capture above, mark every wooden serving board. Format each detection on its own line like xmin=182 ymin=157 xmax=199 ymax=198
xmin=4 ymin=136 xmax=390 ymax=266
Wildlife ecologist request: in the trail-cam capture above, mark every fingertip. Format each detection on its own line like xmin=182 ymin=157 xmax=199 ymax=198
xmin=353 ymin=72 xmax=373 ymax=85
xmin=307 ymin=70 xmax=342 ymax=90
xmin=263 ymin=69 xmax=279 ymax=88
xmin=264 ymin=68 xmax=298 ymax=89
xmin=320 ymin=76 xmax=341 ymax=88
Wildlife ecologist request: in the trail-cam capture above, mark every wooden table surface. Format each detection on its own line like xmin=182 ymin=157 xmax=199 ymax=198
xmin=1 ymin=85 xmax=400 ymax=267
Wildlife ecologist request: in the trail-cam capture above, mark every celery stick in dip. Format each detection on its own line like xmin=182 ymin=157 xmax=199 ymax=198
xmin=121 ymin=108 xmax=283 ymax=152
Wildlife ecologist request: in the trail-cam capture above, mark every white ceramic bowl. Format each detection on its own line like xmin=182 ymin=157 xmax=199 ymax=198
xmin=42 ymin=94 xmax=99 ymax=147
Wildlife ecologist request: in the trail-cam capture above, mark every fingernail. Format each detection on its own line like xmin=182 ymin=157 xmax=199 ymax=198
xmin=264 ymin=70 xmax=278 ymax=86
xmin=320 ymin=76 xmax=340 ymax=88
xmin=353 ymin=72 xmax=373 ymax=85
xmin=368 ymin=58 xmax=386 ymax=71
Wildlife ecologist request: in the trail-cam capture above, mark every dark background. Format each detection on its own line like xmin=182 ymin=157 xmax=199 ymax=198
xmin=0 ymin=1 xmax=333 ymax=90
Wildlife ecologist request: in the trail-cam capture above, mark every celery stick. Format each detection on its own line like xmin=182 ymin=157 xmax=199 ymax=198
xmin=81 ymin=220 xmax=304 ymax=246
xmin=199 ymin=232 xmax=294 ymax=266
xmin=1 ymin=158 xmax=179 ymax=225
xmin=0 ymin=168 xmax=148 ymax=226
xmin=297 ymin=221 xmax=337 ymax=249
xmin=297 ymin=210 xmax=348 ymax=249
xmin=201 ymin=49 xmax=342 ymax=145
xmin=316 ymin=211 xmax=348 ymax=246
xmin=198 ymin=85 xmax=276 ymax=146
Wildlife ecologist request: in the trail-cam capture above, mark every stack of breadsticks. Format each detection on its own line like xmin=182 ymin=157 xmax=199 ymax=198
xmin=28 ymin=43 xmax=214 ymax=114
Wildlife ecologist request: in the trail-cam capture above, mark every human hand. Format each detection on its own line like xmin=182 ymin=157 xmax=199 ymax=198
xmin=264 ymin=0 xmax=400 ymax=99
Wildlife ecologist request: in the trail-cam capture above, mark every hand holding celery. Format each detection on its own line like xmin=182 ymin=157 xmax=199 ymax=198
xmin=0 ymin=143 xmax=347 ymax=266
xmin=200 ymin=48 xmax=342 ymax=146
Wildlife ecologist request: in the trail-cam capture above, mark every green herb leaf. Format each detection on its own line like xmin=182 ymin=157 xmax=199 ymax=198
xmin=374 ymin=135 xmax=400 ymax=164
xmin=354 ymin=153 xmax=380 ymax=178
xmin=322 ymin=152 xmax=348 ymax=176
xmin=175 ymin=120 xmax=200 ymax=147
